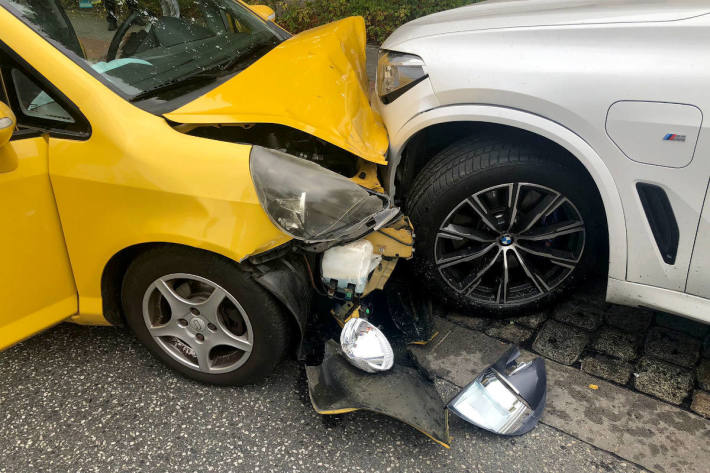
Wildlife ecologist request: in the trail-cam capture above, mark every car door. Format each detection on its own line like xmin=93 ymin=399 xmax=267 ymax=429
xmin=0 ymin=49 xmax=80 ymax=350
xmin=686 ymin=177 xmax=710 ymax=298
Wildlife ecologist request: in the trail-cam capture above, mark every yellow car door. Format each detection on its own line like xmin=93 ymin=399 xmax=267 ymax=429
xmin=0 ymin=59 xmax=78 ymax=350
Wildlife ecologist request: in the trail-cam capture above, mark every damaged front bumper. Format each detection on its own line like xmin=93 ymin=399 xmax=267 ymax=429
xmin=247 ymin=145 xmax=547 ymax=448
xmin=308 ymin=340 xmax=451 ymax=447
xmin=306 ymin=315 xmax=547 ymax=448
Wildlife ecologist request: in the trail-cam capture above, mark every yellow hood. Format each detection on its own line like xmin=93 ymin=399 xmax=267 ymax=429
xmin=164 ymin=17 xmax=389 ymax=165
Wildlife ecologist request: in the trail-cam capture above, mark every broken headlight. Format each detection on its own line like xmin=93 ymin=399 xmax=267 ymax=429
xmin=340 ymin=318 xmax=394 ymax=373
xmin=448 ymin=347 xmax=547 ymax=436
xmin=250 ymin=146 xmax=394 ymax=243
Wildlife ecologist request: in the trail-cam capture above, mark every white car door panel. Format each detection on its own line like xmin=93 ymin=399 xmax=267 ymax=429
xmin=686 ymin=181 xmax=710 ymax=298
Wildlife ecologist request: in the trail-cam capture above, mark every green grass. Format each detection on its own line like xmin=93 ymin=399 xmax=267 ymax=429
xmin=253 ymin=0 xmax=480 ymax=44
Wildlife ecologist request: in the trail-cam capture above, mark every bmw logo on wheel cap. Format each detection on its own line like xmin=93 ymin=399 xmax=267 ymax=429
xmin=500 ymin=235 xmax=513 ymax=246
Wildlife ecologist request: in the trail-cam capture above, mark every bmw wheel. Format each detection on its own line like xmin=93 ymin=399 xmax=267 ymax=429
xmin=407 ymin=133 xmax=606 ymax=316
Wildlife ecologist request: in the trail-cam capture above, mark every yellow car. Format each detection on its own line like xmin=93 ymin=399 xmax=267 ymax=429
xmin=0 ymin=0 xmax=401 ymax=385
xmin=0 ymin=2 xmax=553 ymax=446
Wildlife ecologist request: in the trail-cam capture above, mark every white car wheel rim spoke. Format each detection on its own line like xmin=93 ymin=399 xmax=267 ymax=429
xmin=435 ymin=182 xmax=586 ymax=306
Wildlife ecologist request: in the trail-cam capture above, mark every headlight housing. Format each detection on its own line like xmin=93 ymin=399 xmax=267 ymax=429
xmin=340 ymin=318 xmax=394 ymax=373
xmin=448 ymin=347 xmax=547 ymax=436
xmin=377 ymin=50 xmax=427 ymax=104
xmin=250 ymin=146 xmax=396 ymax=243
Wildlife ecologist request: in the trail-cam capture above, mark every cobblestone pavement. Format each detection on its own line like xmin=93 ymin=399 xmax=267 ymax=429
xmin=445 ymin=279 xmax=710 ymax=418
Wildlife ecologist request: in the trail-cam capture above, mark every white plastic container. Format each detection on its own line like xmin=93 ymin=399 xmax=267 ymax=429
xmin=321 ymin=240 xmax=382 ymax=295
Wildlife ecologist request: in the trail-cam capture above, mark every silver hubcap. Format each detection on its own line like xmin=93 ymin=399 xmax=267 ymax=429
xmin=435 ymin=183 xmax=586 ymax=306
xmin=142 ymin=273 xmax=254 ymax=374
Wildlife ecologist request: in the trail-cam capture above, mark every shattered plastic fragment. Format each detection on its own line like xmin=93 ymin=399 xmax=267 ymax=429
xmin=307 ymin=341 xmax=451 ymax=447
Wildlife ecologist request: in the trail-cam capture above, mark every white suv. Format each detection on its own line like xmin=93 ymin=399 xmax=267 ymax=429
xmin=374 ymin=0 xmax=710 ymax=321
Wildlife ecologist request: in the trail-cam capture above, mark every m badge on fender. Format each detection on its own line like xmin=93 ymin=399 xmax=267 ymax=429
xmin=663 ymin=134 xmax=687 ymax=142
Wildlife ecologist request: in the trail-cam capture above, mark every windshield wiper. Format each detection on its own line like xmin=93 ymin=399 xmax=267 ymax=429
xmin=211 ymin=40 xmax=278 ymax=74
xmin=129 ymin=72 xmax=217 ymax=102
xmin=129 ymin=38 xmax=279 ymax=103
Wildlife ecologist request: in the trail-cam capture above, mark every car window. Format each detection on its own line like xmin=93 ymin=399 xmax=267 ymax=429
xmin=11 ymin=69 xmax=74 ymax=123
xmin=0 ymin=47 xmax=90 ymax=138
xmin=1 ymin=0 xmax=284 ymax=103
xmin=4 ymin=0 xmax=84 ymax=57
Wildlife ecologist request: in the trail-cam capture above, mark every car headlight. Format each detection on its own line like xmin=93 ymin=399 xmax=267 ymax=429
xmin=250 ymin=146 xmax=396 ymax=243
xmin=340 ymin=318 xmax=394 ymax=373
xmin=448 ymin=347 xmax=547 ymax=436
xmin=377 ymin=50 xmax=427 ymax=104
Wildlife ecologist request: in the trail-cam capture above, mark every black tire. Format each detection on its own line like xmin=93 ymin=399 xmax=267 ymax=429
xmin=407 ymin=133 xmax=606 ymax=317
xmin=122 ymin=246 xmax=290 ymax=385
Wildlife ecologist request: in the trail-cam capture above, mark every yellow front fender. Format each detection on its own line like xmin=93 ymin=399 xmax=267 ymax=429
xmin=48 ymin=119 xmax=291 ymax=324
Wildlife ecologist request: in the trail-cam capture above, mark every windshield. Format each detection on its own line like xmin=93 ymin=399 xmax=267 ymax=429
xmin=2 ymin=0 xmax=284 ymax=102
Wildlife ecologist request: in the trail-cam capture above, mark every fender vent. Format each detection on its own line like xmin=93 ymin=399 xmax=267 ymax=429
xmin=637 ymin=183 xmax=679 ymax=265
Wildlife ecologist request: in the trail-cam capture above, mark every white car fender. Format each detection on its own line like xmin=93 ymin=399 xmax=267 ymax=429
xmin=388 ymin=104 xmax=628 ymax=282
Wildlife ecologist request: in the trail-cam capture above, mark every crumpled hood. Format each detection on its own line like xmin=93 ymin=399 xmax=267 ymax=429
xmin=165 ymin=17 xmax=388 ymax=165
xmin=384 ymin=0 xmax=710 ymax=48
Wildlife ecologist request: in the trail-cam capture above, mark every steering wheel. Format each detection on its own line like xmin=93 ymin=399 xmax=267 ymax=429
xmin=106 ymin=10 xmax=141 ymax=61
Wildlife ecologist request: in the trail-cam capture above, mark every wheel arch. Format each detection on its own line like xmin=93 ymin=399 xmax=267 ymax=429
xmin=389 ymin=105 xmax=627 ymax=281
xmin=100 ymin=242 xmax=306 ymax=356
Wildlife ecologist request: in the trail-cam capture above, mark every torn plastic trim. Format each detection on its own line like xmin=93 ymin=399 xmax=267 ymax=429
xmin=307 ymin=340 xmax=450 ymax=448
xmin=251 ymin=254 xmax=311 ymax=357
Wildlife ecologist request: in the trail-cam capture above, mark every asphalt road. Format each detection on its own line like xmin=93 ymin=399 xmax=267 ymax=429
xmin=0 ymin=323 xmax=645 ymax=473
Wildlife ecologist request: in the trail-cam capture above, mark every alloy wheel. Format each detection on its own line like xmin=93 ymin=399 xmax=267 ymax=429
xmin=434 ymin=183 xmax=586 ymax=307
xmin=142 ymin=273 xmax=254 ymax=374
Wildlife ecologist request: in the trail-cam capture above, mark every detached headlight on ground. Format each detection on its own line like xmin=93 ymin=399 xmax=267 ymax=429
xmin=377 ymin=50 xmax=427 ymax=104
xmin=250 ymin=146 xmax=394 ymax=243
xmin=448 ymin=347 xmax=547 ymax=436
xmin=340 ymin=318 xmax=394 ymax=373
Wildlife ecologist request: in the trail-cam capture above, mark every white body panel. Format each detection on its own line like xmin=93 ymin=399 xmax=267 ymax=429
xmin=608 ymin=278 xmax=710 ymax=324
xmin=378 ymin=0 xmax=710 ymax=322
xmin=687 ymin=183 xmax=710 ymax=298
xmin=605 ymin=101 xmax=702 ymax=168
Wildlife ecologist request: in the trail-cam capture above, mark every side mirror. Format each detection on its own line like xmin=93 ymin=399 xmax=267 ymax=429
xmin=0 ymin=102 xmax=16 ymax=149
xmin=249 ymin=5 xmax=276 ymax=21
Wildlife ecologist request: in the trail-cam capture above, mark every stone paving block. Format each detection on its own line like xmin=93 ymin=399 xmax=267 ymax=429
xmin=446 ymin=312 xmax=490 ymax=331
xmin=633 ymin=357 xmax=694 ymax=405
xmin=484 ymin=321 xmax=533 ymax=344
xmin=655 ymin=312 xmax=709 ymax=339
xmin=698 ymin=359 xmax=710 ymax=391
xmin=645 ymin=326 xmax=701 ymax=368
xmin=532 ymin=320 xmax=590 ymax=365
xmin=581 ymin=355 xmax=634 ymax=384
xmin=691 ymin=390 xmax=710 ymax=419
xmin=411 ymin=317 xmax=710 ymax=473
xmin=552 ymin=296 xmax=605 ymax=331
xmin=511 ymin=311 xmax=549 ymax=329
xmin=604 ymin=305 xmax=653 ymax=333
xmin=590 ymin=327 xmax=641 ymax=362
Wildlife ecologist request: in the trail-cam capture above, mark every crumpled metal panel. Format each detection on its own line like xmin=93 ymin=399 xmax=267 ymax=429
xmin=306 ymin=341 xmax=450 ymax=447
xmin=165 ymin=17 xmax=389 ymax=165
